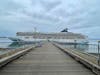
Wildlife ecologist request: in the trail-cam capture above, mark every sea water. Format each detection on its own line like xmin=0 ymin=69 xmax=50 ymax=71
xmin=0 ymin=38 xmax=23 ymax=55
xmin=0 ymin=38 xmax=99 ymax=55
xmin=0 ymin=38 xmax=12 ymax=48
xmin=87 ymin=39 xmax=99 ymax=53
xmin=57 ymin=39 xmax=99 ymax=54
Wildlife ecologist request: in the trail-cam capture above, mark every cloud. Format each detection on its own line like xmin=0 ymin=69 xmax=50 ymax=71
xmin=0 ymin=0 xmax=100 ymax=39
xmin=40 ymin=0 xmax=61 ymax=12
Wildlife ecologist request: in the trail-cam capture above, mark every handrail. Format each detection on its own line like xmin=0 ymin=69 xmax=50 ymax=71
xmin=0 ymin=46 xmax=35 ymax=68
xmin=53 ymin=43 xmax=100 ymax=75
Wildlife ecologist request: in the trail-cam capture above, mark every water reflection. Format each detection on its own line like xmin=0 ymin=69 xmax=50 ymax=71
xmin=8 ymin=42 xmax=23 ymax=48
xmin=55 ymin=41 xmax=98 ymax=54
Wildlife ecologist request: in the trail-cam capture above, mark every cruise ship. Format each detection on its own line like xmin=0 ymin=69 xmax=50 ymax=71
xmin=8 ymin=28 xmax=88 ymax=44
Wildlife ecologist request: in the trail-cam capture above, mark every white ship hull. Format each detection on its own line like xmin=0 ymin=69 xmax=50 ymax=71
xmin=8 ymin=32 xmax=88 ymax=44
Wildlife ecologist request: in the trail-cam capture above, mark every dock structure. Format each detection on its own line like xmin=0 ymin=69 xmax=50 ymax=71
xmin=0 ymin=42 xmax=99 ymax=75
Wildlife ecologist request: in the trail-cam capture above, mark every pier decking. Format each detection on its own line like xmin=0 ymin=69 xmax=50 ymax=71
xmin=0 ymin=43 xmax=96 ymax=75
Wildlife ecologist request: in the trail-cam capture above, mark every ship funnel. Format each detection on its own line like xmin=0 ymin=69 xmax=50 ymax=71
xmin=61 ymin=28 xmax=68 ymax=32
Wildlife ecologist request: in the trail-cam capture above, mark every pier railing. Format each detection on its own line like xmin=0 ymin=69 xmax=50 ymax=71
xmin=54 ymin=42 xmax=100 ymax=66
xmin=0 ymin=41 xmax=43 ymax=68
xmin=0 ymin=42 xmax=38 ymax=59
xmin=53 ymin=42 xmax=100 ymax=74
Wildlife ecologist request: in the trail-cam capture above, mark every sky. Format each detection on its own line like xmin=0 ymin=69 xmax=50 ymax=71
xmin=0 ymin=0 xmax=100 ymax=39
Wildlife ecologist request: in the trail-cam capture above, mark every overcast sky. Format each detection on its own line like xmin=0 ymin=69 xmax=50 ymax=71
xmin=0 ymin=0 xmax=100 ymax=39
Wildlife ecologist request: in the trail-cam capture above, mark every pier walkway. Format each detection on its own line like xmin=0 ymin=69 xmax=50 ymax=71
xmin=0 ymin=43 xmax=95 ymax=75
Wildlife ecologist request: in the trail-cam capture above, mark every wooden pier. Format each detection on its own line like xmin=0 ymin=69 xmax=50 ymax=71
xmin=0 ymin=42 xmax=99 ymax=75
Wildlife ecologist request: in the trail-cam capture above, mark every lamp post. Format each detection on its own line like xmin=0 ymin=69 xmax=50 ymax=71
xmin=74 ymin=40 xmax=77 ymax=49
xmin=34 ymin=27 xmax=37 ymax=46
xmin=98 ymin=41 xmax=100 ymax=66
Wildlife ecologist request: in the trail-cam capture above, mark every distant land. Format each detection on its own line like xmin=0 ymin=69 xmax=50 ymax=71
xmin=89 ymin=38 xmax=100 ymax=40
xmin=0 ymin=37 xmax=8 ymax=38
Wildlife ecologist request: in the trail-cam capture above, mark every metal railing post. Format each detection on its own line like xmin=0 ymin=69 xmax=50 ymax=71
xmin=98 ymin=41 xmax=100 ymax=66
xmin=74 ymin=40 xmax=77 ymax=49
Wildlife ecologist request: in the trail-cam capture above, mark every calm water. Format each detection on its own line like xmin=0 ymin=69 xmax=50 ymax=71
xmin=0 ymin=38 xmax=99 ymax=54
xmin=56 ymin=39 xmax=99 ymax=54
xmin=0 ymin=38 xmax=23 ymax=55
xmin=0 ymin=38 xmax=12 ymax=48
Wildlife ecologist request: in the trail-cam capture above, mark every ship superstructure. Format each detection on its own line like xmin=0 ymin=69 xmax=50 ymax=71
xmin=8 ymin=28 xmax=88 ymax=44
